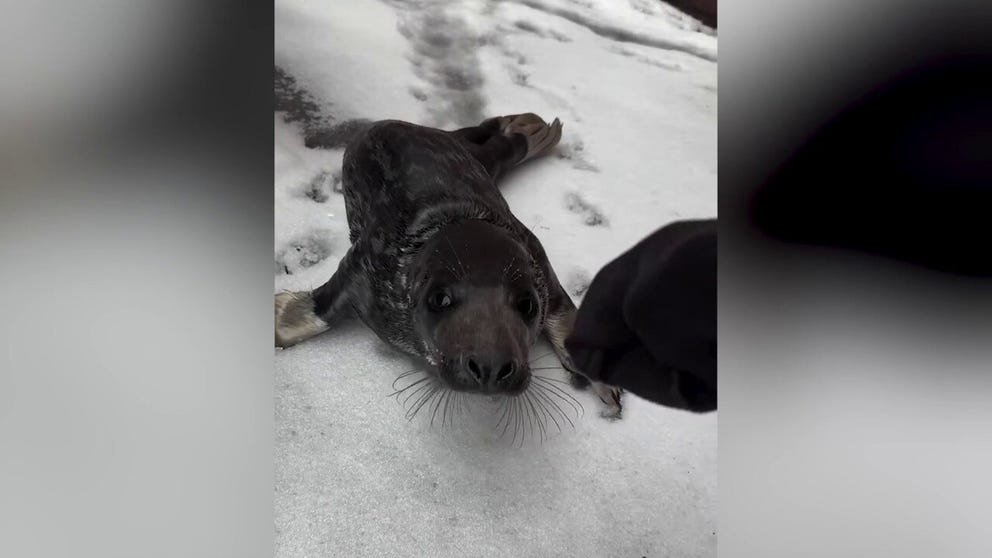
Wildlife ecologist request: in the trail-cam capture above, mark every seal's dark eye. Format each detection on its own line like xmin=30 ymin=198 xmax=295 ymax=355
xmin=516 ymin=296 xmax=537 ymax=321
xmin=427 ymin=290 xmax=453 ymax=312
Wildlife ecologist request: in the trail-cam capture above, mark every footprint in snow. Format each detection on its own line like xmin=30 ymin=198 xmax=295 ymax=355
xmin=304 ymin=170 xmax=342 ymax=202
xmin=564 ymin=192 xmax=608 ymax=227
xmin=275 ymin=233 xmax=334 ymax=276
xmin=556 ymin=138 xmax=599 ymax=172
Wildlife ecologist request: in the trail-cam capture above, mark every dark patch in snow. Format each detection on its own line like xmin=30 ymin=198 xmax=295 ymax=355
xmin=304 ymin=171 xmax=334 ymax=202
xmin=565 ymin=192 xmax=608 ymax=226
xmin=629 ymin=0 xmax=660 ymax=15
xmin=501 ymin=47 xmax=529 ymax=65
xmin=276 ymin=233 xmax=334 ymax=275
xmin=389 ymin=1 xmax=488 ymax=127
xmin=275 ymin=65 xmax=374 ymax=150
xmin=509 ymin=68 xmax=530 ymax=86
xmin=409 ymin=86 xmax=428 ymax=101
xmin=275 ymin=66 xmax=327 ymax=129
xmin=556 ymin=138 xmax=599 ymax=172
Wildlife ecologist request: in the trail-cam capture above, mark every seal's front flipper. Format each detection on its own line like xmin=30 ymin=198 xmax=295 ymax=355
xmin=544 ymin=292 xmax=624 ymax=420
xmin=275 ymin=248 xmax=360 ymax=348
xmin=275 ymin=291 xmax=329 ymax=348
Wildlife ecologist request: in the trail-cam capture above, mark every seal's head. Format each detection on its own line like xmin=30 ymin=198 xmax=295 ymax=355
xmin=410 ymin=220 xmax=544 ymax=394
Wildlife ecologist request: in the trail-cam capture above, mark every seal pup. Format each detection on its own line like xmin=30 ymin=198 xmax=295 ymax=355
xmin=276 ymin=113 xmax=623 ymax=418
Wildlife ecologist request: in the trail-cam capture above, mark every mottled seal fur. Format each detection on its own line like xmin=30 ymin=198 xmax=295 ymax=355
xmin=276 ymin=113 xmax=622 ymax=417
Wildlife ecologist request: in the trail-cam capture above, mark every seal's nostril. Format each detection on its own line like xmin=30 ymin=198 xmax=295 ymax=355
xmin=466 ymin=358 xmax=483 ymax=383
xmin=496 ymin=361 xmax=516 ymax=382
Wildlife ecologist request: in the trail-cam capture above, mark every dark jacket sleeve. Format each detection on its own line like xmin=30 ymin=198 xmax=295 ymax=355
xmin=564 ymin=219 xmax=717 ymax=412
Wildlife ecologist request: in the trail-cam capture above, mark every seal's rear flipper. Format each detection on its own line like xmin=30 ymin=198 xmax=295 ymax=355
xmin=451 ymin=113 xmax=563 ymax=181
xmin=275 ymin=291 xmax=329 ymax=348
xmin=496 ymin=113 xmax=563 ymax=165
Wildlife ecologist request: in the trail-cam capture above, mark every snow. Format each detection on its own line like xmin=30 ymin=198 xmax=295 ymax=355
xmin=275 ymin=0 xmax=717 ymax=556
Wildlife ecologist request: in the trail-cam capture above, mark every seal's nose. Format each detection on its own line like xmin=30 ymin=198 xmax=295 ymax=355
xmin=463 ymin=355 xmax=520 ymax=391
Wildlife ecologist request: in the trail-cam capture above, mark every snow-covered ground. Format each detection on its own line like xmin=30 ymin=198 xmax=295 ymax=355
xmin=275 ymin=0 xmax=717 ymax=556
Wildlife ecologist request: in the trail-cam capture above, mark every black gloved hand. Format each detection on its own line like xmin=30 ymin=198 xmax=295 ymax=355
xmin=564 ymin=219 xmax=717 ymax=412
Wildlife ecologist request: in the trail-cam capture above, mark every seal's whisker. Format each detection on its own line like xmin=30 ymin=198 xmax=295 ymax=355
xmin=521 ymin=392 xmax=536 ymax=443
xmin=517 ymin=397 xmax=528 ymax=448
xmin=531 ymin=377 xmax=584 ymax=417
xmin=444 ymin=237 xmax=467 ymax=278
xmin=429 ymin=388 xmax=447 ymax=428
xmin=501 ymin=256 xmax=516 ymax=279
xmin=443 ymin=262 xmax=461 ymax=279
xmin=532 ymin=384 xmax=572 ymax=430
xmin=540 ymin=394 xmax=554 ymax=440
xmin=426 ymin=388 xmax=444 ymax=423
xmin=524 ymin=391 xmax=547 ymax=443
xmin=440 ymin=391 xmax=449 ymax=428
xmin=518 ymin=397 xmax=529 ymax=448
xmin=533 ymin=390 xmax=556 ymax=440
xmin=510 ymin=397 xmax=521 ymax=446
xmin=387 ymin=376 xmax=430 ymax=398
xmin=532 ymin=374 xmax=583 ymax=396
xmin=496 ymin=397 xmax=513 ymax=438
xmin=401 ymin=379 xmax=435 ymax=407
xmin=521 ymin=398 xmax=530 ymax=446
xmin=418 ymin=387 xmax=442 ymax=420
xmin=496 ymin=399 xmax=509 ymax=440
xmin=532 ymin=387 xmax=564 ymax=434
xmin=394 ymin=367 xmax=421 ymax=381
xmin=505 ymin=398 xmax=516 ymax=444
xmin=404 ymin=385 xmax=432 ymax=419
xmin=528 ymin=352 xmax=556 ymax=365
xmin=391 ymin=369 xmax=425 ymax=392
xmin=532 ymin=373 xmax=584 ymax=392
xmin=442 ymin=390 xmax=455 ymax=429
xmin=530 ymin=392 xmax=547 ymax=443
xmin=407 ymin=386 xmax=439 ymax=420
xmin=550 ymin=389 xmax=576 ymax=429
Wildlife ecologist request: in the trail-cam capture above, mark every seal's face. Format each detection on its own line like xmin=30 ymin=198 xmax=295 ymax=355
xmin=411 ymin=220 xmax=543 ymax=394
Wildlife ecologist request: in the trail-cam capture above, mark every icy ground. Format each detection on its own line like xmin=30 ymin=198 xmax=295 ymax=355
xmin=275 ymin=0 xmax=717 ymax=556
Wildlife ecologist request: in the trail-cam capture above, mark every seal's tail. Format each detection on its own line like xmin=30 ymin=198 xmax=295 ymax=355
xmin=495 ymin=113 xmax=563 ymax=164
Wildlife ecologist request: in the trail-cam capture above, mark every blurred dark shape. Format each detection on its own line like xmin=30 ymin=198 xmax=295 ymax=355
xmin=566 ymin=219 xmax=717 ymax=412
xmin=664 ymin=0 xmax=716 ymax=28
xmin=750 ymin=54 xmax=992 ymax=277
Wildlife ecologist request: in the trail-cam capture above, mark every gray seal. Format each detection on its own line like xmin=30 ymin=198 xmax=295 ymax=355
xmin=275 ymin=113 xmax=622 ymax=417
